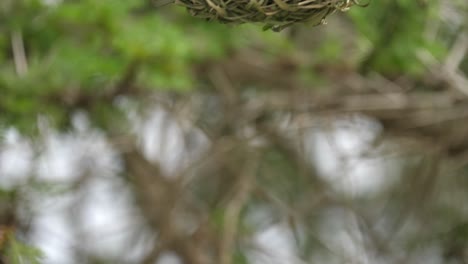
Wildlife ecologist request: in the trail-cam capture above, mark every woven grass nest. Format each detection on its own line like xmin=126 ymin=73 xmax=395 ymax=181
xmin=172 ymin=0 xmax=366 ymax=31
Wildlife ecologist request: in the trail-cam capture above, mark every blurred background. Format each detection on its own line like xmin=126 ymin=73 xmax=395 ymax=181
xmin=1 ymin=0 xmax=468 ymax=263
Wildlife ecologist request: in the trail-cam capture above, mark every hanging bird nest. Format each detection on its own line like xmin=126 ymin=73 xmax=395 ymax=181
xmin=171 ymin=0 xmax=366 ymax=31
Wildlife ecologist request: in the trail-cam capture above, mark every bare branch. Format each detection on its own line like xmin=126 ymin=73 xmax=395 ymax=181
xmin=11 ymin=30 xmax=28 ymax=77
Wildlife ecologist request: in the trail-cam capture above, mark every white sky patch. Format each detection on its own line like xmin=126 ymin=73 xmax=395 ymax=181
xmin=139 ymin=107 xmax=186 ymax=176
xmin=29 ymin=174 xmax=146 ymax=263
xmin=250 ymin=223 xmax=306 ymax=264
xmin=1 ymin=111 xmax=406 ymax=263
xmin=36 ymin=113 xmax=120 ymax=182
xmin=156 ymin=252 xmax=183 ymax=264
xmin=36 ymin=133 xmax=82 ymax=182
xmin=77 ymin=176 xmax=146 ymax=262
xmin=0 ymin=128 xmax=33 ymax=188
xmin=305 ymin=115 xmax=391 ymax=196
xmin=137 ymin=106 xmax=209 ymax=177
xmin=315 ymin=208 xmax=375 ymax=264
xmin=30 ymin=193 xmax=78 ymax=264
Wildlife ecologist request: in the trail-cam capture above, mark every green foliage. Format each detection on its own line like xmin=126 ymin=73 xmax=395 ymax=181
xmin=3 ymin=0 xmax=450 ymax=132
xmin=4 ymin=236 xmax=44 ymax=264
xmin=0 ymin=1 xmax=229 ymax=127
xmin=233 ymin=249 xmax=249 ymax=264
xmin=349 ymin=0 xmax=448 ymax=75
xmin=6 ymin=240 xmax=44 ymax=264
xmin=0 ymin=0 xmax=465 ymax=262
xmin=258 ymin=149 xmax=307 ymax=203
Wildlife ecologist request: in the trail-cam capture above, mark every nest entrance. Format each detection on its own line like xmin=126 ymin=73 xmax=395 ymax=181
xmin=174 ymin=0 xmax=363 ymax=31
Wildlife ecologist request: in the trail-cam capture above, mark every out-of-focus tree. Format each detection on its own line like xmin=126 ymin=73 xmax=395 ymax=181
xmin=1 ymin=0 xmax=468 ymax=263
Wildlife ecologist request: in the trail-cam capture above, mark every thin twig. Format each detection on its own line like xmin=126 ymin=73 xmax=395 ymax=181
xmin=11 ymin=30 xmax=28 ymax=77
xmin=219 ymin=151 xmax=259 ymax=264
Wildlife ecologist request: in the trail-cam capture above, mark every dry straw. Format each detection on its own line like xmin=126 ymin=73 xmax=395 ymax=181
xmin=171 ymin=0 xmax=367 ymax=31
